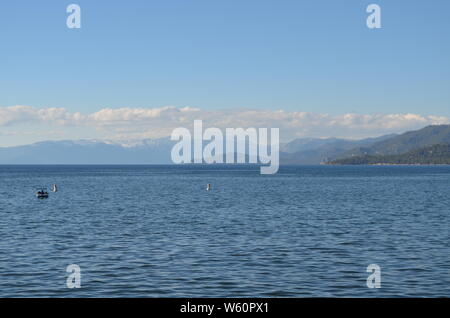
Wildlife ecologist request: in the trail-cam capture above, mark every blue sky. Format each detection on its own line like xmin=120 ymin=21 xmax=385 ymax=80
xmin=0 ymin=0 xmax=450 ymax=146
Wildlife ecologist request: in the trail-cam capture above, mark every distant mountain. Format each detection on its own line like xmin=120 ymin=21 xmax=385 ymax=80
xmin=0 ymin=138 xmax=175 ymax=164
xmin=0 ymin=138 xmax=259 ymax=164
xmin=280 ymin=134 xmax=396 ymax=154
xmin=279 ymin=134 xmax=396 ymax=164
xmin=329 ymin=144 xmax=450 ymax=165
xmin=2 ymin=125 xmax=448 ymax=165
xmin=339 ymin=125 xmax=450 ymax=158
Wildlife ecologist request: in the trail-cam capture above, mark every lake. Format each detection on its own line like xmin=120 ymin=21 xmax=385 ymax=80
xmin=0 ymin=165 xmax=449 ymax=297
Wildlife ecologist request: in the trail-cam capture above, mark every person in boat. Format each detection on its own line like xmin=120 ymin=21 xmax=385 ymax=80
xmin=36 ymin=188 xmax=49 ymax=197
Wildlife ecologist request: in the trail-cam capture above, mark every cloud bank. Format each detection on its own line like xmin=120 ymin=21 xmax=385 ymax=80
xmin=1 ymin=105 xmax=449 ymax=144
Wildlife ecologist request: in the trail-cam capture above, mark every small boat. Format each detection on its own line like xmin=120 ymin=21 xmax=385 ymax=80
xmin=206 ymin=183 xmax=212 ymax=191
xmin=51 ymin=184 xmax=58 ymax=192
xmin=36 ymin=188 xmax=49 ymax=199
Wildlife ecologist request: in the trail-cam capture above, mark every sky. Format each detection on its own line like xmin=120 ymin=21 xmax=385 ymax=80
xmin=1 ymin=0 xmax=450 ymax=146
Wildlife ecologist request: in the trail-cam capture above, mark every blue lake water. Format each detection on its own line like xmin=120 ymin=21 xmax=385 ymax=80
xmin=0 ymin=165 xmax=449 ymax=297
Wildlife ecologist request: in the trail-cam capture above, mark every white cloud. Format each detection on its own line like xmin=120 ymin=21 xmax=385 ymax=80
xmin=0 ymin=106 xmax=82 ymax=126
xmin=1 ymin=105 xmax=449 ymax=143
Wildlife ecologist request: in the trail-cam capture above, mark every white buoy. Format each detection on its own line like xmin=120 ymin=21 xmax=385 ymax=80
xmin=206 ymin=183 xmax=212 ymax=191
xmin=52 ymin=184 xmax=58 ymax=192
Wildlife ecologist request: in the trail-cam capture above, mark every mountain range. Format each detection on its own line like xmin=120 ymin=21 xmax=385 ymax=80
xmin=328 ymin=125 xmax=450 ymax=165
xmin=337 ymin=124 xmax=450 ymax=157
xmin=329 ymin=144 xmax=450 ymax=165
xmin=0 ymin=139 xmax=175 ymax=164
xmin=279 ymin=134 xmax=396 ymax=164
xmin=1 ymin=125 xmax=450 ymax=164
